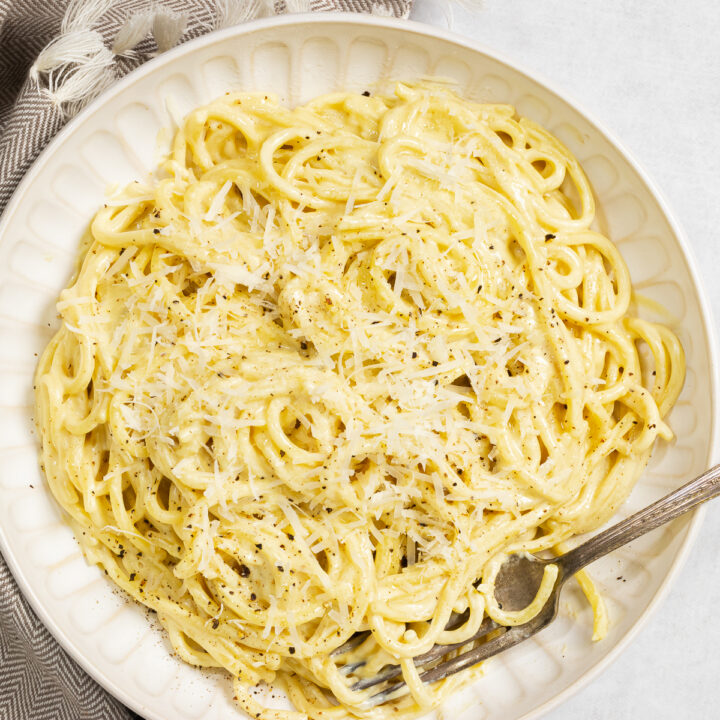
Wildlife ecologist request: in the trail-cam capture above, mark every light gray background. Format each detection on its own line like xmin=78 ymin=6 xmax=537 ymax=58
xmin=409 ymin=1 xmax=720 ymax=718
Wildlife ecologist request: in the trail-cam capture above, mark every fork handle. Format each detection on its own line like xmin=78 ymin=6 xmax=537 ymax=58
xmin=560 ymin=462 xmax=720 ymax=577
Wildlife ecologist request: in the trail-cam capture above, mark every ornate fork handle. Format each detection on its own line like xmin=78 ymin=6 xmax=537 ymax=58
xmin=561 ymin=462 xmax=720 ymax=577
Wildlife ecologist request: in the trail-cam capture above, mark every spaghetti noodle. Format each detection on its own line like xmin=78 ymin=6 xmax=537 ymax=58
xmin=35 ymin=83 xmax=684 ymax=718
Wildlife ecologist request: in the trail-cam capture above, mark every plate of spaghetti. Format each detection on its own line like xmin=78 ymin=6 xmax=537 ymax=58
xmin=0 ymin=14 xmax=716 ymax=720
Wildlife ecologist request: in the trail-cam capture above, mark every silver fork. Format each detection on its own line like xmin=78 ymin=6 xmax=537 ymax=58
xmin=334 ymin=462 xmax=720 ymax=707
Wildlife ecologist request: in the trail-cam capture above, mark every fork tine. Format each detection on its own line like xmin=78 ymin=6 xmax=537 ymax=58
xmin=350 ymin=617 xmax=498 ymax=691
xmin=363 ymin=621 xmax=545 ymax=707
xmin=331 ymin=630 xmax=371 ymax=657
xmin=334 ymin=609 xmax=471 ymax=663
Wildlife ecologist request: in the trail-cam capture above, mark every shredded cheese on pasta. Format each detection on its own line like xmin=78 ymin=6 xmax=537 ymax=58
xmin=35 ymin=83 xmax=684 ymax=719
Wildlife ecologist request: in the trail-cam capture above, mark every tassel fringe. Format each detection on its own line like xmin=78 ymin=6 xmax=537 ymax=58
xmin=29 ymin=0 xmax=416 ymax=118
xmin=30 ymin=0 xmax=197 ymax=118
xmin=111 ymin=11 xmax=155 ymax=55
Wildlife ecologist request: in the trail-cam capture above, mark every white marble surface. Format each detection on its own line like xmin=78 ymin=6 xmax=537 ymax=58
xmin=408 ymin=0 xmax=720 ymax=717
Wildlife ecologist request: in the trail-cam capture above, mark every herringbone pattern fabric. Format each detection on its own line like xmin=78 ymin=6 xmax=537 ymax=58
xmin=0 ymin=1 xmax=411 ymax=718
xmin=0 ymin=559 xmax=140 ymax=720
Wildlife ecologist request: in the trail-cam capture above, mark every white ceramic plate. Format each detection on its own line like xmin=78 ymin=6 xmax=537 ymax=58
xmin=0 ymin=14 xmax=717 ymax=720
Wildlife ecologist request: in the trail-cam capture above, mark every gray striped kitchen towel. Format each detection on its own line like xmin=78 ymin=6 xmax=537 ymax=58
xmin=0 ymin=2 xmax=412 ymax=718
